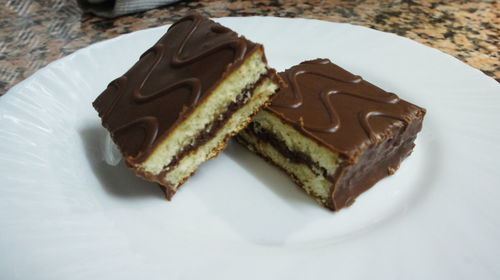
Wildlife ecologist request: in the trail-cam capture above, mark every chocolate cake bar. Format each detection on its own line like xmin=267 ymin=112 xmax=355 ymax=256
xmin=93 ymin=13 xmax=280 ymax=198
xmin=236 ymin=59 xmax=426 ymax=211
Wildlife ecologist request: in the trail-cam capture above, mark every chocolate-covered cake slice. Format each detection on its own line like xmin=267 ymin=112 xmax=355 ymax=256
xmin=236 ymin=59 xmax=425 ymax=211
xmin=93 ymin=13 xmax=280 ymax=198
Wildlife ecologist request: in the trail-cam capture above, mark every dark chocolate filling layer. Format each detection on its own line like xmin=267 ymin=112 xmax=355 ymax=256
xmin=162 ymin=72 xmax=271 ymax=171
xmin=244 ymin=121 xmax=421 ymax=211
xmin=247 ymin=122 xmax=335 ymax=181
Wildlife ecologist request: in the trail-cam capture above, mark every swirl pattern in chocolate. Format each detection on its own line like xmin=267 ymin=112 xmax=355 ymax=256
xmin=269 ymin=59 xmax=425 ymax=159
xmin=93 ymin=13 xmax=258 ymax=162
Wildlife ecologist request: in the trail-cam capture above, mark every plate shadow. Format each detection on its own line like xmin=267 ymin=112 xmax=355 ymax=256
xmin=224 ymin=140 xmax=319 ymax=208
xmin=79 ymin=124 xmax=164 ymax=200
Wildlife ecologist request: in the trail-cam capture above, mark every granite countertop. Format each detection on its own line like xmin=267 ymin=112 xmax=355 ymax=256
xmin=0 ymin=0 xmax=498 ymax=94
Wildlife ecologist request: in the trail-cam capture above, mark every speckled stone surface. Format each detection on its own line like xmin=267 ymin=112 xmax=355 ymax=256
xmin=0 ymin=0 xmax=498 ymax=94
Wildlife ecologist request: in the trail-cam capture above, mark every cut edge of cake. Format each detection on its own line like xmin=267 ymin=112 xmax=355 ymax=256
xmin=236 ymin=110 xmax=342 ymax=205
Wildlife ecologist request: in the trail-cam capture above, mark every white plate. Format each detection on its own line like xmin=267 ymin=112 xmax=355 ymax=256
xmin=1 ymin=17 xmax=499 ymax=280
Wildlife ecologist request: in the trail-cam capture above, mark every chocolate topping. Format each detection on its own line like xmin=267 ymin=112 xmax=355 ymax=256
xmin=93 ymin=13 xmax=259 ymax=163
xmin=269 ymin=59 xmax=426 ymax=161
